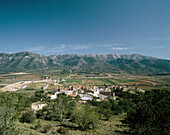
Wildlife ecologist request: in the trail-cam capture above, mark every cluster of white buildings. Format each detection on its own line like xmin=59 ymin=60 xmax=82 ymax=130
xmin=46 ymin=85 xmax=116 ymax=103
xmin=31 ymin=84 xmax=116 ymax=110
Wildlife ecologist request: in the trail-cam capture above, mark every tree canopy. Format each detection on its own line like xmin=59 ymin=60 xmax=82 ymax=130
xmin=125 ymin=90 xmax=170 ymax=135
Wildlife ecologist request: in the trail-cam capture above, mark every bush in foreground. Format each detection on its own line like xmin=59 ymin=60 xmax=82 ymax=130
xmin=71 ymin=105 xmax=99 ymax=130
xmin=125 ymin=90 xmax=170 ymax=135
xmin=20 ymin=109 xmax=36 ymax=123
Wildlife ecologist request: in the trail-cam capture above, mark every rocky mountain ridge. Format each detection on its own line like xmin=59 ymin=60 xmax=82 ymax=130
xmin=0 ymin=51 xmax=169 ymax=75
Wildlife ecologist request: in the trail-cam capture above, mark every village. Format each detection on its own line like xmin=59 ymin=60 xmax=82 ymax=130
xmin=0 ymin=74 xmax=146 ymax=112
xmin=31 ymin=78 xmax=118 ymax=111
xmin=30 ymin=77 xmax=145 ymax=111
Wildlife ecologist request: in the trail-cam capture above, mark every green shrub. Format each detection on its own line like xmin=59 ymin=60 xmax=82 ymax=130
xmin=125 ymin=90 xmax=170 ymax=135
xmin=31 ymin=120 xmax=41 ymax=130
xmin=41 ymin=124 xmax=52 ymax=133
xmin=20 ymin=109 xmax=36 ymax=123
xmin=58 ymin=127 xmax=68 ymax=135
xmin=0 ymin=106 xmax=17 ymax=135
xmin=71 ymin=105 xmax=99 ymax=130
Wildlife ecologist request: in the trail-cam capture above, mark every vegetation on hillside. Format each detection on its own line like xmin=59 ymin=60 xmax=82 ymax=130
xmin=0 ymin=85 xmax=169 ymax=134
xmin=1 ymin=51 xmax=170 ymax=75
xmin=124 ymin=90 xmax=170 ymax=135
xmin=0 ymin=92 xmax=34 ymax=135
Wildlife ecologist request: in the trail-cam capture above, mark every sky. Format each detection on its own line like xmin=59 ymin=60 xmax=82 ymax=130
xmin=0 ymin=0 xmax=170 ymax=59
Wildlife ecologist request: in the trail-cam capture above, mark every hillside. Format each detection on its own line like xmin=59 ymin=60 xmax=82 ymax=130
xmin=0 ymin=51 xmax=170 ymax=75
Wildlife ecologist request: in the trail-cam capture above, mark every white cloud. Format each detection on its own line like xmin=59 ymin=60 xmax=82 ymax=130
xmin=71 ymin=44 xmax=91 ymax=50
xmin=153 ymin=37 xmax=160 ymax=40
xmin=147 ymin=37 xmax=170 ymax=41
xmin=28 ymin=46 xmax=47 ymax=51
xmin=111 ymin=47 xmax=129 ymax=50
xmin=149 ymin=46 xmax=166 ymax=49
xmin=100 ymin=43 xmax=124 ymax=47
xmin=27 ymin=43 xmax=91 ymax=53
xmin=33 ymin=44 xmax=91 ymax=53
xmin=163 ymin=38 xmax=170 ymax=41
xmin=60 ymin=44 xmax=66 ymax=49
xmin=52 ymin=44 xmax=66 ymax=51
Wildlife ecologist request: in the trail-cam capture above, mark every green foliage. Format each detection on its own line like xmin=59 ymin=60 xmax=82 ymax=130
xmin=95 ymin=101 xmax=113 ymax=120
xmin=75 ymin=95 xmax=80 ymax=101
xmin=37 ymin=94 xmax=76 ymax=122
xmin=0 ymin=85 xmax=4 ymax=88
xmin=20 ymin=109 xmax=36 ymax=123
xmin=90 ymin=96 xmax=136 ymax=119
xmin=125 ymin=90 xmax=170 ymax=135
xmin=58 ymin=127 xmax=68 ymax=134
xmin=0 ymin=92 xmax=36 ymax=134
xmin=0 ymin=106 xmax=17 ymax=135
xmin=25 ymin=87 xmax=35 ymax=90
xmin=41 ymin=124 xmax=52 ymax=133
xmin=34 ymin=90 xmax=44 ymax=98
xmin=31 ymin=120 xmax=42 ymax=130
xmin=71 ymin=105 xmax=99 ymax=130
xmin=0 ymin=92 xmax=33 ymax=113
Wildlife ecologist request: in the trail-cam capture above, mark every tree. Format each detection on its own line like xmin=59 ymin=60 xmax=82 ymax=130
xmin=56 ymin=98 xmax=64 ymax=122
xmin=0 ymin=107 xmax=17 ymax=135
xmin=103 ymin=109 xmax=113 ymax=120
xmin=36 ymin=93 xmax=76 ymax=122
xmin=0 ymin=92 xmax=33 ymax=134
xmin=125 ymin=90 xmax=170 ymax=135
xmin=0 ymin=92 xmax=32 ymax=112
xmin=34 ymin=90 xmax=44 ymax=98
xmin=71 ymin=105 xmax=99 ymax=130
xmin=75 ymin=95 xmax=80 ymax=102
xmin=20 ymin=109 xmax=36 ymax=123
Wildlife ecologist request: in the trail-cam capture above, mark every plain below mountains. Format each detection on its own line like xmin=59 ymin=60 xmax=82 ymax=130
xmin=0 ymin=51 xmax=170 ymax=75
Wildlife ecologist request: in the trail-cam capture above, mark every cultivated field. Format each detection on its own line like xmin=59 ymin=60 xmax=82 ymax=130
xmin=0 ymin=72 xmax=170 ymax=91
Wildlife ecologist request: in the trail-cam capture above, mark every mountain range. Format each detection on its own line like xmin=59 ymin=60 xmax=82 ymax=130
xmin=0 ymin=51 xmax=170 ymax=75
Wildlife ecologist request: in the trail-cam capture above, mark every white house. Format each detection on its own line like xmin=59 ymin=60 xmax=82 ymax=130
xmin=93 ymin=89 xmax=100 ymax=97
xmin=80 ymin=94 xmax=93 ymax=101
xmin=64 ymin=90 xmax=73 ymax=96
xmin=31 ymin=103 xmax=47 ymax=111
xmin=51 ymin=91 xmax=61 ymax=99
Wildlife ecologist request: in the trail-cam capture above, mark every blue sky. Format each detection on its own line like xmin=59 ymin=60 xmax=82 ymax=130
xmin=0 ymin=0 xmax=170 ymax=59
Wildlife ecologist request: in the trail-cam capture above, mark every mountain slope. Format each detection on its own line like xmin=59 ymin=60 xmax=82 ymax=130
xmin=0 ymin=52 xmax=49 ymax=72
xmin=0 ymin=51 xmax=169 ymax=75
